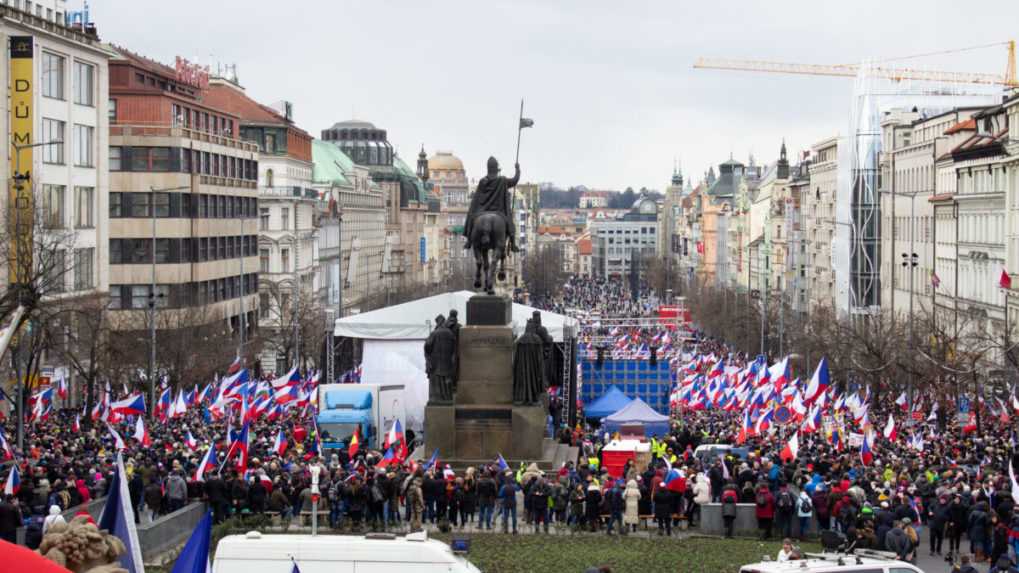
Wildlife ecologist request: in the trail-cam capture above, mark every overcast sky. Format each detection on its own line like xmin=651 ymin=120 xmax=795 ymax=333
xmin=97 ymin=0 xmax=1018 ymax=190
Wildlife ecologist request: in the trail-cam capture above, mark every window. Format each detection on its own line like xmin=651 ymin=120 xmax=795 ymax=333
xmin=151 ymin=147 xmax=172 ymax=171
xmin=73 ymin=124 xmax=94 ymax=167
xmin=265 ymin=168 xmax=274 ymax=187
xmin=281 ymin=207 xmax=289 ymax=230
xmin=42 ymin=52 xmax=64 ymax=99
xmin=108 ymin=98 xmax=117 ymax=121
xmin=130 ymin=192 xmax=151 ymax=217
xmin=153 ymin=192 xmax=170 ymax=217
xmin=155 ymin=239 xmax=170 ymax=263
xmin=45 ymin=249 xmax=65 ymax=294
xmin=260 ymin=207 xmax=269 ymax=230
xmin=42 ymin=119 xmax=65 ymax=164
xmin=281 ymin=248 xmax=290 ymax=272
xmin=130 ymin=285 xmax=149 ymax=309
xmin=260 ymin=248 xmax=270 ymax=273
xmin=42 ymin=184 xmax=65 ymax=228
xmin=259 ymin=292 xmax=270 ymax=319
xmin=110 ymin=146 xmax=122 ymax=170
xmin=73 ymin=248 xmax=94 ymax=290
xmin=110 ymin=193 xmax=122 ymax=218
xmin=73 ymin=61 xmax=94 ymax=106
xmin=110 ymin=287 xmax=122 ymax=310
xmin=74 ymin=186 xmax=94 ymax=228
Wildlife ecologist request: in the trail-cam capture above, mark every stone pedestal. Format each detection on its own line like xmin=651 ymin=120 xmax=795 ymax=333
xmin=424 ymin=293 xmax=552 ymax=468
xmin=466 ymin=294 xmax=512 ymax=326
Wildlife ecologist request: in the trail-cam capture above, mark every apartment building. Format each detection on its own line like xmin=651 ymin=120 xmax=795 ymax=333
xmin=107 ymin=49 xmax=259 ymax=341
xmin=804 ymin=136 xmax=838 ymax=313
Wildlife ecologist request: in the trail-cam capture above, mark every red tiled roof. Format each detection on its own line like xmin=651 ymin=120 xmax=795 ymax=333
xmin=943 ymin=118 xmax=976 ymax=135
xmin=576 ymin=237 xmax=592 ymax=255
xmin=203 ymin=83 xmax=309 ymax=137
xmin=110 ymin=46 xmax=177 ymax=80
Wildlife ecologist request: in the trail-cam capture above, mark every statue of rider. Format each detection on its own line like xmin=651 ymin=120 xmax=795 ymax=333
xmin=463 ymin=156 xmax=520 ymax=252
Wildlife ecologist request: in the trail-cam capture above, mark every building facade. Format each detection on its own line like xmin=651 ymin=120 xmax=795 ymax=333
xmin=204 ymin=79 xmax=318 ymax=373
xmin=107 ymin=49 xmax=260 ymax=343
xmin=590 ymin=194 xmax=659 ymax=278
xmin=804 ymin=136 xmax=838 ymax=312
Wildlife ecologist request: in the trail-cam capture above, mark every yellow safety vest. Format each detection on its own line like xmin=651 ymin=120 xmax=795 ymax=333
xmin=588 ymin=456 xmax=600 ymax=469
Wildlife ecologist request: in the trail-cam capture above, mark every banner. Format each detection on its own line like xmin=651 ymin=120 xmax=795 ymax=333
xmin=9 ymin=36 xmax=33 ymax=284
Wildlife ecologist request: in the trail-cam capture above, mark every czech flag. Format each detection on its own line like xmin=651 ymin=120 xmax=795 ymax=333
xmin=383 ymin=419 xmax=407 ymax=461
xmin=270 ymin=366 xmax=301 ymax=390
xmin=185 ymin=430 xmax=197 ymax=450
xmin=272 ymin=429 xmax=288 ymax=457
xmin=133 ymin=417 xmax=152 ymax=447
xmin=72 ymin=414 xmax=81 ymax=433
xmin=803 ymin=358 xmax=829 ymax=403
xmin=155 ymin=388 xmax=172 ymax=421
xmin=780 ymin=433 xmax=799 ymax=463
xmin=0 ymin=428 xmax=14 ymax=461
xmin=225 ymin=422 xmax=251 ymax=474
xmin=57 ymin=373 xmax=68 ymax=400
xmin=111 ymin=393 xmax=146 ymax=417
xmin=768 ymin=356 xmax=790 ymax=392
xmin=894 ymin=392 xmax=908 ymax=411
xmin=194 ymin=446 xmax=217 ymax=482
xmin=348 ymin=427 xmax=361 ymax=457
xmin=663 ymin=468 xmax=686 ymax=493
xmin=859 ymin=430 xmax=875 ymax=466
xmin=882 ymin=414 xmax=897 ymax=442
xmin=226 ymin=356 xmax=243 ymax=375
xmin=3 ymin=465 xmax=20 ymax=496
xmin=107 ymin=424 xmax=127 ymax=451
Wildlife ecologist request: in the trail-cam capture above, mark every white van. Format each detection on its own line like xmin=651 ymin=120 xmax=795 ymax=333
xmin=213 ymin=531 xmax=482 ymax=573
xmin=739 ymin=551 xmax=923 ymax=573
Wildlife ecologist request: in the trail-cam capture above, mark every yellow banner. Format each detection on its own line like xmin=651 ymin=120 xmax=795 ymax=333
xmin=9 ymin=35 xmax=33 ymax=284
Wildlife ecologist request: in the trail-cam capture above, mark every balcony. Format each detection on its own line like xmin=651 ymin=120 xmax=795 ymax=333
xmin=260 ymin=186 xmax=320 ymax=200
xmin=111 ymin=124 xmax=260 ymax=153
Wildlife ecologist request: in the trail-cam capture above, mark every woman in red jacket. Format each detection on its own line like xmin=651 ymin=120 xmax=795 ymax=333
xmin=755 ymin=483 xmax=776 ymax=540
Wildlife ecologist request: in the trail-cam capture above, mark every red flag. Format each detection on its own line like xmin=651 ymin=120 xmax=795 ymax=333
xmin=348 ymin=427 xmax=361 ymax=457
xmin=1000 ymin=269 xmax=1012 ymax=290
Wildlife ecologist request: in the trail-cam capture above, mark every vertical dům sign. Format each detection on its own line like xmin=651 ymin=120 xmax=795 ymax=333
xmin=9 ymin=35 xmax=33 ymax=284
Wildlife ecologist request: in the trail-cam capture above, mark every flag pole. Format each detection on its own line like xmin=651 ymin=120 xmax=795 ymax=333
xmin=515 ymin=98 xmax=524 ymax=165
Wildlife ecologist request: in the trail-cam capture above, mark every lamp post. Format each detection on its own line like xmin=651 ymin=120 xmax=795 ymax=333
xmin=10 ymin=139 xmax=62 ymax=451
xmin=902 ymin=249 xmax=918 ymax=409
xmin=147 ymin=185 xmax=189 ymax=418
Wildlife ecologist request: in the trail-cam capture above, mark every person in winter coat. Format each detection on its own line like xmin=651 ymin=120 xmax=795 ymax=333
xmin=948 ymin=494 xmax=968 ymax=560
xmin=968 ymin=501 xmax=991 ymax=563
xmin=927 ymin=494 xmax=949 ymax=557
xmin=796 ymin=489 xmax=813 ymax=540
xmin=476 ymin=471 xmax=497 ymax=531
xmin=570 ymin=484 xmax=586 ymax=529
xmin=690 ymin=474 xmax=710 ymax=528
xmin=991 ymin=514 xmax=1010 ymax=566
xmin=623 ymin=479 xmax=641 ymax=532
xmin=553 ymin=477 xmax=570 ymax=525
xmin=42 ymin=505 xmax=65 ymax=535
xmin=885 ymin=521 xmax=911 ymax=561
xmin=247 ymin=476 xmax=268 ymax=514
xmin=605 ymin=482 xmax=626 ymax=535
xmin=989 ymin=555 xmax=1019 ymax=573
xmin=143 ymin=477 xmax=162 ymax=524
xmin=407 ymin=477 xmax=424 ymax=533
xmin=774 ymin=483 xmax=796 ymax=539
xmin=755 ymin=483 xmax=776 ymax=540
xmin=721 ymin=483 xmax=739 ymax=538
xmin=654 ymin=485 xmax=673 ymax=536
xmin=498 ymin=476 xmax=519 ymax=534
xmin=585 ymin=482 xmax=602 ymax=532
xmin=811 ymin=485 xmax=831 ymax=531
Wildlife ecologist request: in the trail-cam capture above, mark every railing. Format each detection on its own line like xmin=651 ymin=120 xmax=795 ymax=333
xmin=259 ymin=186 xmax=321 ymax=199
xmin=111 ymin=124 xmax=260 ymax=153
xmin=0 ymin=6 xmax=98 ymax=45
xmin=199 ymin=175 xmax=257 ymax=189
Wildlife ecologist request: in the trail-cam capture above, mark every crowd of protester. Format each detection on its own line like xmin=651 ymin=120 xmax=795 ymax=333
xmin=3 ymin=277 xmax=1019 ymax=573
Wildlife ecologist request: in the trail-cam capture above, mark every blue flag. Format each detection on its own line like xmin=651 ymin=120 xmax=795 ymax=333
xmin=98 ymin=453 xmax=145 ymax=573
xmin=424 ymin=448 xmax=439 ymax=471
xmin=291 ymin=562 xmax=302 ymax=573
xmin=496 ymin=453 xmax=509 ymax=472
xmin=171 ymin=511 xmax=212 ymax=573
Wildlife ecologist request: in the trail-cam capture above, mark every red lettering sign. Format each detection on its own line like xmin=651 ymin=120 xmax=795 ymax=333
xmin=175 ymin=57 xmax=209 ymax=90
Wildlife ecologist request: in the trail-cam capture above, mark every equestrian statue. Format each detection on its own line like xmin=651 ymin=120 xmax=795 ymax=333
xmin=463 ymin=156 xmax=519 ymax=295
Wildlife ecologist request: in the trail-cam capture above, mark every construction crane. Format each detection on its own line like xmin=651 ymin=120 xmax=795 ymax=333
xmin=694 ymin=40 xmax=1017 ymax=87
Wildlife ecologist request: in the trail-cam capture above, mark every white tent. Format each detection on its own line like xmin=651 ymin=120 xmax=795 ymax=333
xmin=334 ymin=290 xmax=577 ymax=342
xmin=335 ymin=291 xmax=577 ymax=431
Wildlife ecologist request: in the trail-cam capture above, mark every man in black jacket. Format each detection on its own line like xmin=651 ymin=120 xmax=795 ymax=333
xmin=477 ymin=471 xmax=497 ymax=531
xmin=204 ymin=474 xmax=229 ymax=524
xmin=0 ymin=495 xmax=22 ymax=543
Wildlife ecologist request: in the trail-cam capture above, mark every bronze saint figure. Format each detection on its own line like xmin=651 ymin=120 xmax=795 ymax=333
xmin=512 ymin=318 xmax=546 ymax=405
xmin=424 ymin=315 xmax=456 ymax=403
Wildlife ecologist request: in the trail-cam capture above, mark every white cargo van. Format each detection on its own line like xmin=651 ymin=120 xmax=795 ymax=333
xmin=213 ymin=531 xmax=481 ymax=573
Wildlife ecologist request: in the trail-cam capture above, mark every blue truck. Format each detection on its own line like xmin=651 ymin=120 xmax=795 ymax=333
xmin=316 ymin=383 xmax=406 ymax=451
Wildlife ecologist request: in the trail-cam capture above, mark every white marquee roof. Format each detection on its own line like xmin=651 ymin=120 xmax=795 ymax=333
xmin=334 ymin=290 xmax=577 ymax=342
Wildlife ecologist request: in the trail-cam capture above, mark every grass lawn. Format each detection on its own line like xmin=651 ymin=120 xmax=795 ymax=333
xmin=432 ymin=533 xmax=821 ymax=573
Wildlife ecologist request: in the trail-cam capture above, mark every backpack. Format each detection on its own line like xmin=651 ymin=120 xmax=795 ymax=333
xmin=756 ymin=492 xmax=768 ymax=507
xmin=799 ymin=497 xmax=813 ymax=513
xmin=777 ymin=491 xmax=794 ymax=511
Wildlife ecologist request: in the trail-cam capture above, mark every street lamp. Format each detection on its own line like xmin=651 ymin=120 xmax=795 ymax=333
xmin=146 ymin=185 xmax=189 ymax=418
xmin=10 ymin=139 xmax=62 ymax=452
xmin=902 ymin=250 xmax=919 ymax=408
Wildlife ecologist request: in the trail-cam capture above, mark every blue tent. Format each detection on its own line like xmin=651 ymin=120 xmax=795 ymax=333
xmin=602 ymin=398 xmax=671 ymax=437
xmin=585 ymin=385 xmax=633 ymax=419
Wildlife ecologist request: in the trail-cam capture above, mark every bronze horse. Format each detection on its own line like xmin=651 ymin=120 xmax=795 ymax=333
xmin=469 ymin=212 xmax=508 ymax=295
